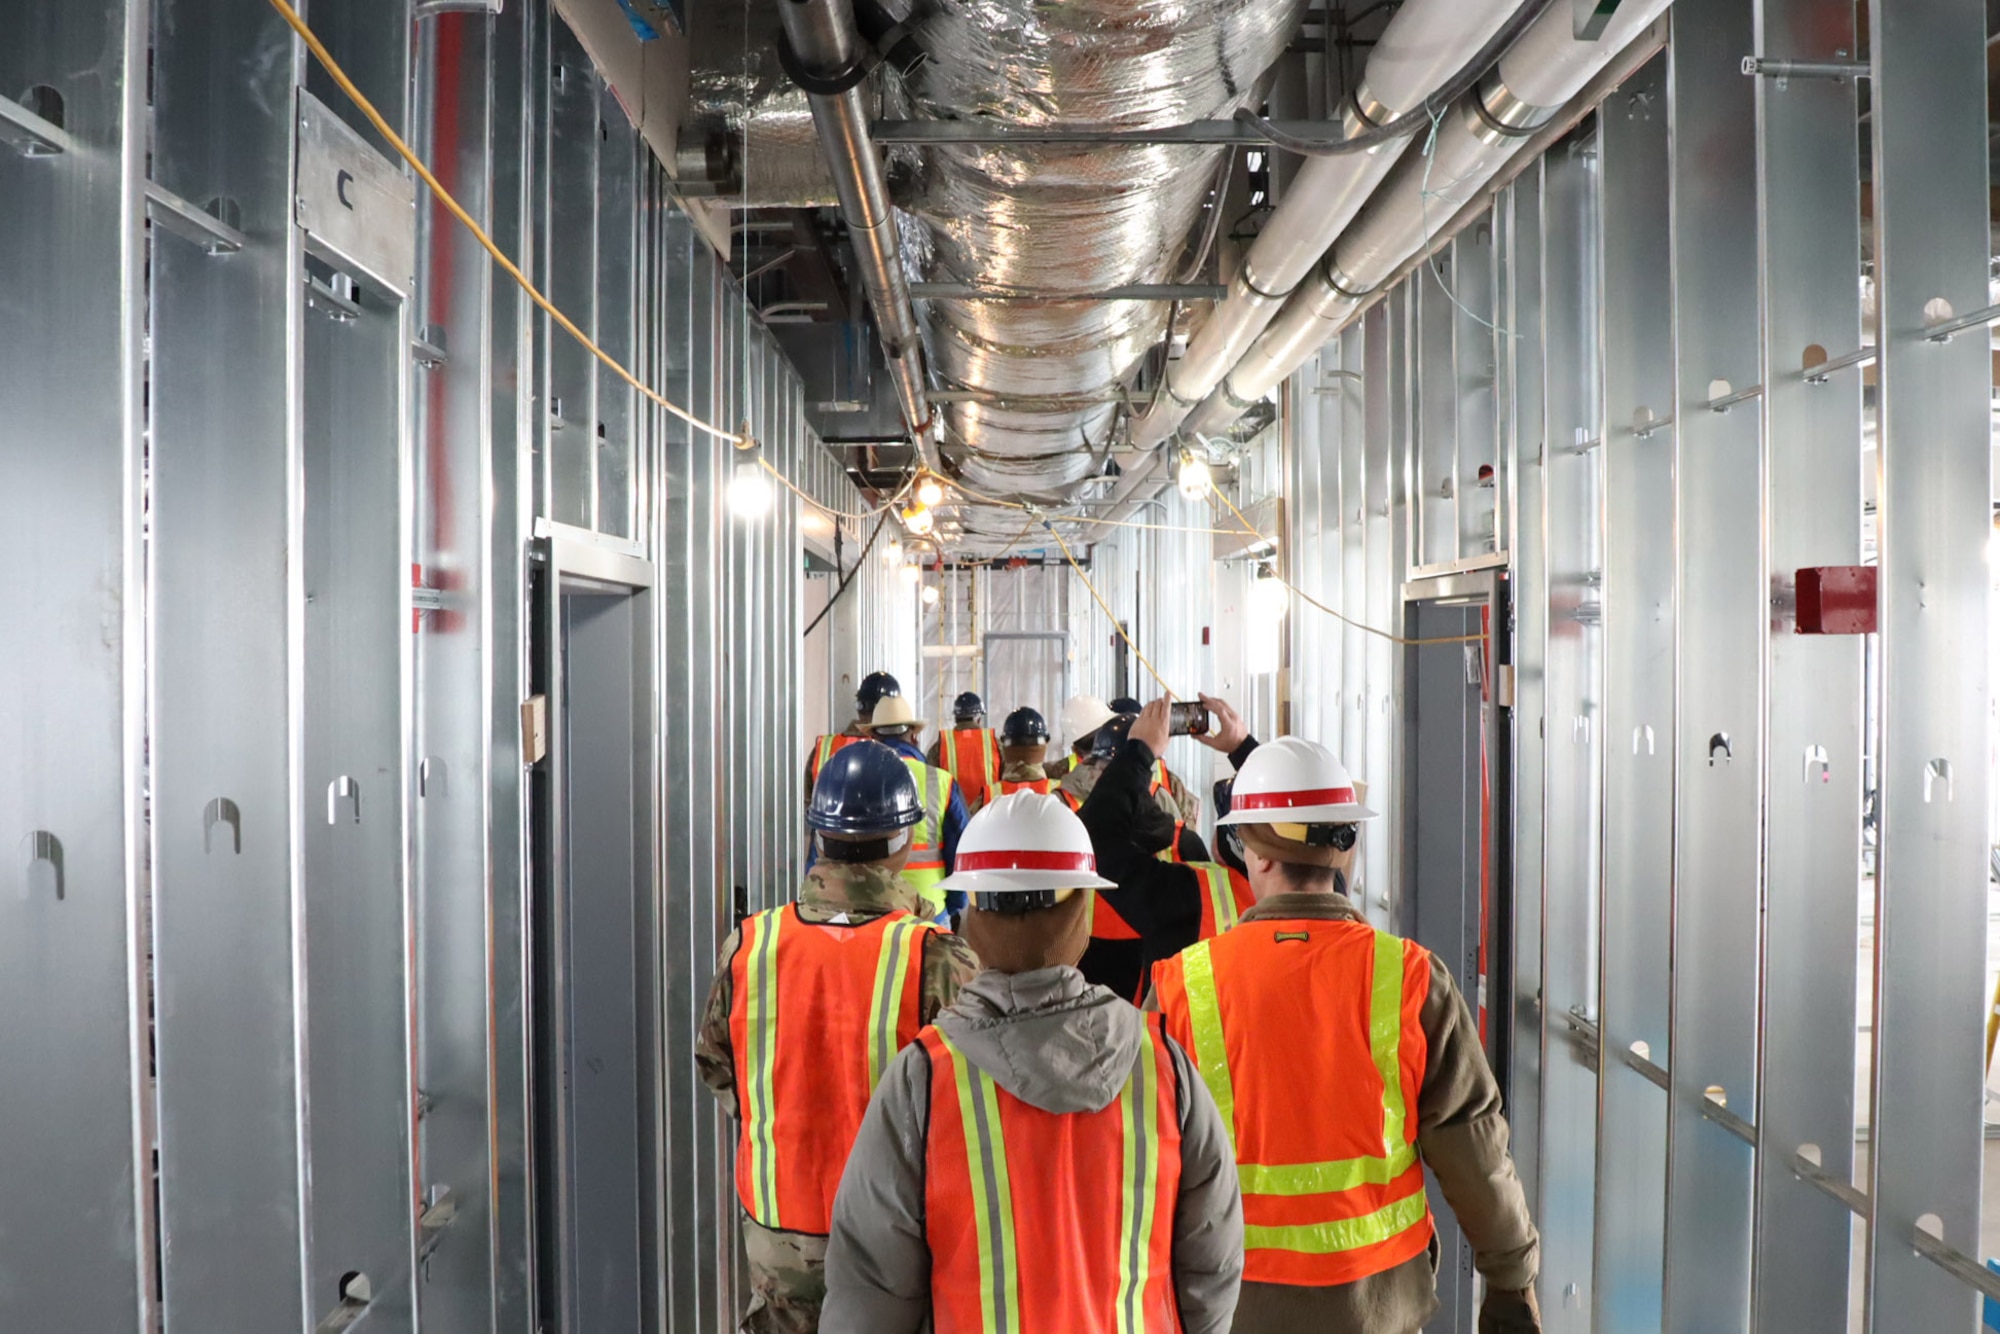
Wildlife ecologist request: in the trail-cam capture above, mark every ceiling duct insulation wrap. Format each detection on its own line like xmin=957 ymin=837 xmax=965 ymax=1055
xmin=682 ymin=0 xmax=840 ymax=207
xmin=1185 ymin=0 xmax=1676 ymax=434
xmin=897 ymin=0 xmax=1304 ymax=502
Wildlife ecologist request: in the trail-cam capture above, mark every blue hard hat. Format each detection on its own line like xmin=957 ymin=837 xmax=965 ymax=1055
xmin=856 ymin=671 xmax=903 ymax=713
xmin=1001 ymin=706 xmax=1049 ymax=745
xmin=953 ymin=691 xmax=985 ymax=720
xmin=1108 ymin=696 xmax=1142 ymax=716
xmin=809 ymin=740 xmax=922 ymax=834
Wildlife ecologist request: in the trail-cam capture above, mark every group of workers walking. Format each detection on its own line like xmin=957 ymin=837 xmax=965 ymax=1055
xmin=700 ymin=672 xmax=1542 ymax=1334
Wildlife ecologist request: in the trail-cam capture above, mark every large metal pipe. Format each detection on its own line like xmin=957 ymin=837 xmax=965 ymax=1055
xmin=1129 ymin=0 xmax=1537 ymax=452
xmin=778 ymin=0 xmax=931 ymax=435
xmin=1181 ymin=0 xmax=1677 ymax=438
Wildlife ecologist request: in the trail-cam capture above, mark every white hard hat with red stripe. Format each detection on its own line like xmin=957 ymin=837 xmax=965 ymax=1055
xmin=1216 ymin=736 xmax=1378 ymax=825
xmin=936 ymin=791 xmax=1118 ymax=895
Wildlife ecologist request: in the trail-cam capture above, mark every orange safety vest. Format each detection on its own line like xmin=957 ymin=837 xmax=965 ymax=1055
xmin=1153 ymin=918 xmax=1433 ymax=1286
xmin=921 ymin=1016 xmax=1184 ymax=1333
xmin=939 ymin=727 xmax=1001 ymax=811
xmin=807 ymin=732 xmax=861 ymax=786
xmin=1185 ymin=861 xmax=1255 ymax=939
xmin=728 ymin=904 xmax=937 ymax=1235
xmin=999 ymin=775 xmax=1055 ymax=796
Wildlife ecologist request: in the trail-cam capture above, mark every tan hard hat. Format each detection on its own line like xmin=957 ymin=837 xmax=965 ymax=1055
xmin=863 ymin=695 xmax=927 ymax=735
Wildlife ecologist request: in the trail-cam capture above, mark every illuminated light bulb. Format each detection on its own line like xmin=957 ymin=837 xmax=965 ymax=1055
xmin=903 ymin=503 xmax=935 ymax=536
xmin=917 ymin=475 xmax=946 ymax=507
xmin=1252 ymin=565 xmax=1290 ymax=621
xmin=900 ymin=561 xmax=923 ymax=585
xmin=884 ymin=539 xmax=904 ymax=567
xmin=1178 ymin=451 xmax=1212 ymax=500
xmin=922 ymin=583 xmax=941 ymax=607
xmin=729 ymin=455 xmax=773 ymax=518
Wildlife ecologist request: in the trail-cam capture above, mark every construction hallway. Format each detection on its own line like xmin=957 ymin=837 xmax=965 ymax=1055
xmin=6 ymin=0 xmax=2000 ymax=1329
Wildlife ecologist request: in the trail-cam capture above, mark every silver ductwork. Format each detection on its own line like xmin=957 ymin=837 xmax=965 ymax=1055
xmin=779 ymin=0 xmax=931 ymax=434
xmin=1181 ymin=0 xmax=1677 ymax=439
xmin=896 ymin=0 xmax=1305 ymax=497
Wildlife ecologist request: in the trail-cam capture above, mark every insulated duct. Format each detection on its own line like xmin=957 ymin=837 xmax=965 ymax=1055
xmin=1184 ymin=0 xmax=1677 ymax=436
xmin=897 ymin=0 xmax=1303 ymax=497
xmin=779 ymin=0 xmax=931 ymax=433
xmin=1129 ymin=0 xmax=1538 ymax=452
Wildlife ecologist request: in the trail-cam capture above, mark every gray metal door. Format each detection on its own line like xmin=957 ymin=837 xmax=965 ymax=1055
xmin=532 ymin=525 xmax=662 ymax=1334
xmin=1401 ymin=570 xmax=1512 ymax=1334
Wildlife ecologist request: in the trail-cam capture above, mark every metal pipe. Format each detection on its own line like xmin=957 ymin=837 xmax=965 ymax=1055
xmin=1183 ymin=0 xmax=1678 ymax=435
xmin=777 ymin=0 xmax=930 ymax=435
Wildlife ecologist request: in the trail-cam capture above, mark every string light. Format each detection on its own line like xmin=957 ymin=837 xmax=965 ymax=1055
xmin=922 ymin=583 xmax=941 ymax=606
xmin=902 ymin=503 xmax=936 ymax=536
xmin=1177 ymin=449 xmax=1212 ymax=501
xmin=917 ymin=474 xmax=946 ymax=507
xmin=729 ymin=452 xmax=773 ymax=518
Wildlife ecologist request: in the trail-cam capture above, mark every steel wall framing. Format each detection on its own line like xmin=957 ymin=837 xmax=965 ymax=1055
xmin=1 ymin=2 xmax=891 ymax=1329
xmin=1267 ymin=8 xmax=1999 ymax=1331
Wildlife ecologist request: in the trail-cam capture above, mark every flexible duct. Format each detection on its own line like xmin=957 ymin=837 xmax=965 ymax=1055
xmin=1183 ymin=0 xmax=1677 ymax=437
xmin=1128 ymin=0 xmax=1539 ymax=452
xmin=897 ymin=0 xmax=1302 ymax=496
xmin=779 ymin=0 xmax=930 ymax=433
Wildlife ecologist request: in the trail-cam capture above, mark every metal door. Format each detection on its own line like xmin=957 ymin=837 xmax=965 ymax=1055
xmin=530 ymin=523 xmax=663 ymax=1333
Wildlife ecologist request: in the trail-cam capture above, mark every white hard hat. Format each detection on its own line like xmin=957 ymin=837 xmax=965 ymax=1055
xmin=1217 ymin=736 xmax=1378 ymax=825
xmin=863 ymin=695 xmax=927 ymax=735
xmin=937 ymin=791 xmax=1118 ymax=895
xmin=1059 ymin=694 xmax=1116 ymax=750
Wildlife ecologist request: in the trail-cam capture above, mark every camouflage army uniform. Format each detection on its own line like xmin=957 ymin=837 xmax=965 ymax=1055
xmin=1060 ymin=754 xmax=1198 ymax=825
xmin=999 ymin=756 xmax=1053 ymax=787
xmin=696 ymin=861 xmax=981 ymax=1334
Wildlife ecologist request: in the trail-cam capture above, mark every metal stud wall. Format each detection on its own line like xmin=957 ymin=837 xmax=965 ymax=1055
xmin=1269 ymin=10 xmax=1995 ymax=1331
xmin=1 ymin=2 xmax=902 ymax=1329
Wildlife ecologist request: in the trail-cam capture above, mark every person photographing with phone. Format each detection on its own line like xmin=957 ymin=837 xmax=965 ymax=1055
xmin=1068 ymin=696 xmax=1259 ymax=1004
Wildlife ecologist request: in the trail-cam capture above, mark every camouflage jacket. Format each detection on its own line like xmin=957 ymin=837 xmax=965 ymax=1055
xmin=695 ymin=861 xmax=980 ymax=1119
xmin=1060 ymin=754 xmax=1198 ymax=826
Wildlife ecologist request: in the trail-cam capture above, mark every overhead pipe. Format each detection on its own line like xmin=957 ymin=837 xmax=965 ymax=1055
xmin=1182 ymin=0 xmax=1677 ymax=438
xmin=777 ymin=0 xmax=931 ymax=435
xmin=1129 ymin=0 xmax=1539 ymax=452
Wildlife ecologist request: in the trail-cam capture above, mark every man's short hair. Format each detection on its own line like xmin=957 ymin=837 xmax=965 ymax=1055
xmin=1274 ymin=859 xmax=1339 ymax=893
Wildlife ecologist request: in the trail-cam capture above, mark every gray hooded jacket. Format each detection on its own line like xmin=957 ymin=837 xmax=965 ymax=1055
xmin=820 ymin=966 xmax=1244 ymax=1334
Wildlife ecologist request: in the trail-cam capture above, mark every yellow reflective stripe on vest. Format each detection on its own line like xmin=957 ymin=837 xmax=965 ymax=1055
xmin=1180 ymin=941 xmax=1236 ymax=1134
xmin=1242 ymin=1187 xmax=1430 ymax=1255
xmin=740 ymin=908 xmax=786 ymax=1225
xmin=866 ymin=918 xmax=927 ymax=1090
xmin=1368 ymin=931 xmax=1413 ymax=1157
xmin=1181 ymin=930 xmax=1418 ymax=1220
xmin=939 ymin=1030 xmax=1023 ymax=1334
xmin=1193 ymin=863 xmax=1239 ymax=932
xmin=1114 ymin=1035 xmax=1162 ymax=1334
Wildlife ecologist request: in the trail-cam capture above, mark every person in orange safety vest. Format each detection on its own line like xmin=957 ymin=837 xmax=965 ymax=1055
xmin=926 ymin=691 xmax=1001 ymax=813
xmin=699 ymin=740 xmax=979 ymax=1333
xmin=995 ymin=705 xmax=1058 ymax=796
xmin=805 ymin=670 xmax=903 ymax=801
xmin=820 ymin=791 xmax=1244 ymax=1334
xmin=1149 ymin=730 xmax=1542 ymax=1334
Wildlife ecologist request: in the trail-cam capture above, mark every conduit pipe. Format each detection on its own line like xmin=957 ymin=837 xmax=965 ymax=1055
xmin=1129 ymin=0 xmax=1536 ymax=451
xmin=778 ymin=0 xmax=931 ymax=434
xmin=1183 ymin=0 xmax=1676 ymax=437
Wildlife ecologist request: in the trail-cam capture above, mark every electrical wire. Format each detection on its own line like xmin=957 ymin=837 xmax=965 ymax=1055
xmin=1206 ymin=483 xmax=1488 ymax=646
xmin=1040 ymin=521 xmax=1178 ymax=698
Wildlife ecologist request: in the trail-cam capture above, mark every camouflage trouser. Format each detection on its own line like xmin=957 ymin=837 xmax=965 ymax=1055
xmin=740 ymin=1218 xmax=829 ymax=1334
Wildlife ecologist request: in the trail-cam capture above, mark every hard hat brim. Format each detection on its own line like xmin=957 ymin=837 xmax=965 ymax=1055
xmin=1218 ymin=800 xmax=1377 ymax=825
xmin=936 ymin=867 xmax=1119 ymax=894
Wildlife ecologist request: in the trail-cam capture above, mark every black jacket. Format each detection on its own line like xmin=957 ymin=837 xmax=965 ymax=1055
xmin=1073 ymin=739 xmax=1212 ymax=1002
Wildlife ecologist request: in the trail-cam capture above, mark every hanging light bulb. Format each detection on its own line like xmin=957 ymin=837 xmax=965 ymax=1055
xmin=902 ymin=503 xmax=935 ymax=536
xmin=729 ymin=451 xmax=772 ymax=518
xmin=1252 ymin=562 xmax=1290 ymax=621
xmin=917 ymin=473 xmax=946 ymax=507
xmin=1177 ymin=449 xmax=1212 ymax=500
xmin=922 ymin=583 xmax=941 ymax=607
xmin=883 ymin=539 xmax=904 ymax=567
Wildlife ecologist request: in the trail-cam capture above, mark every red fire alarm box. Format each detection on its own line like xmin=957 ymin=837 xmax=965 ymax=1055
xmin=1795 ymin=565 xmax=1877 ymax=635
